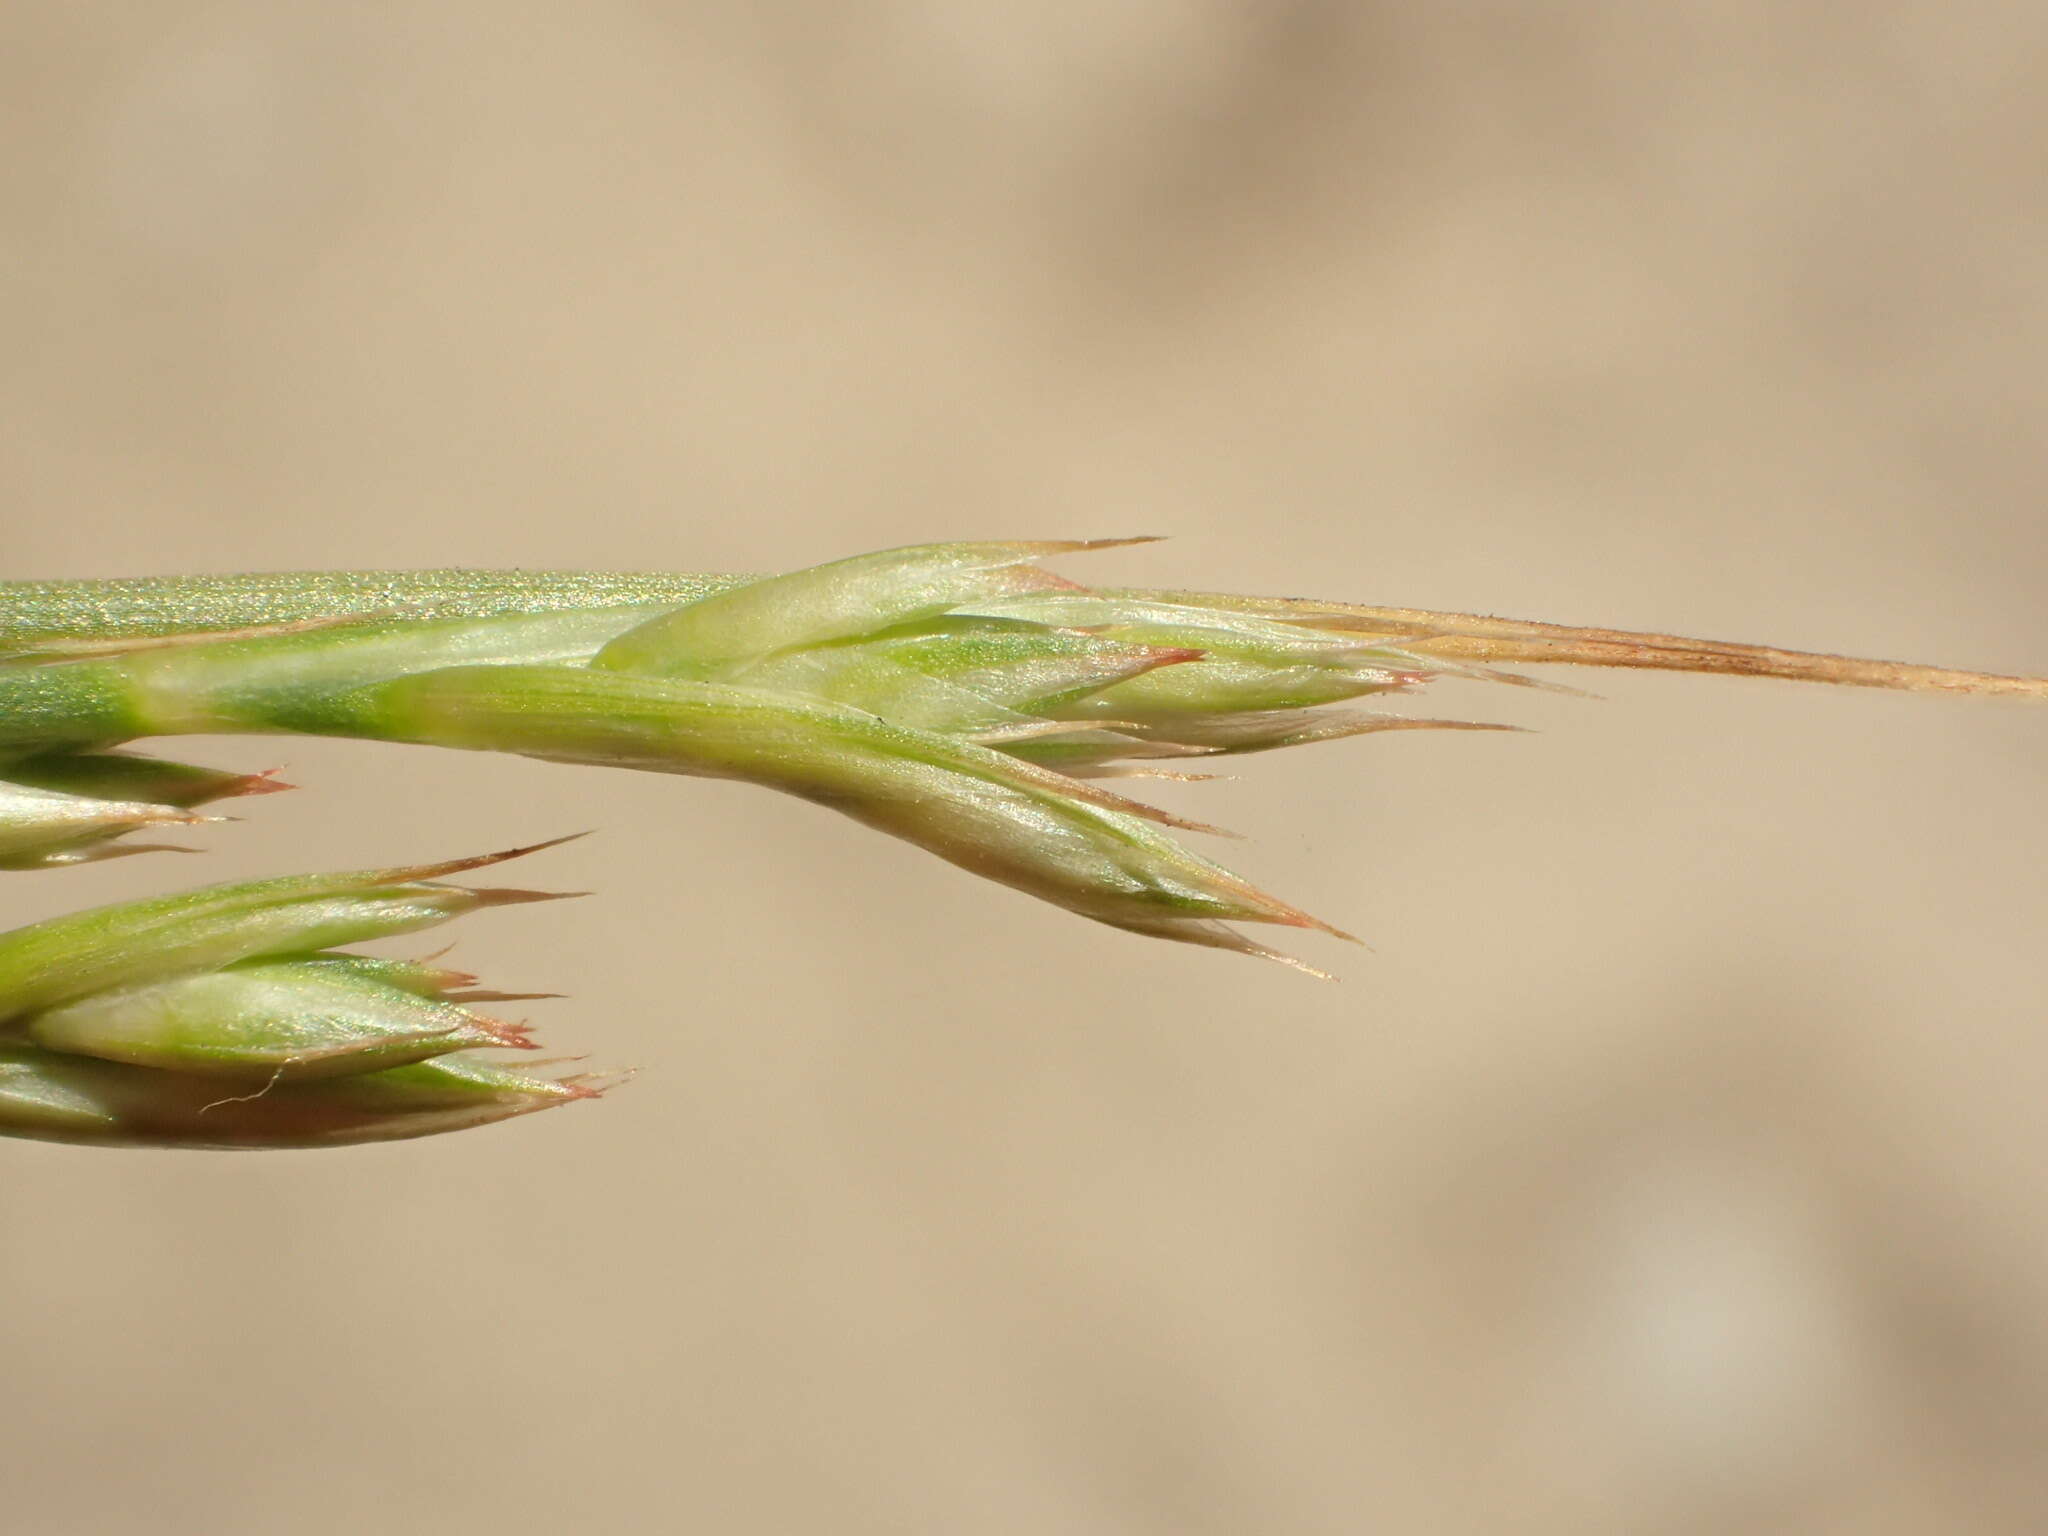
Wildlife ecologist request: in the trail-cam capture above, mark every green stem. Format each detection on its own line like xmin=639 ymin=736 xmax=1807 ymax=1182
xmin=0 ymin=570 xmax=734 ymax=657
xmin=8 ymin=570 xmax=2040 ymax=699
xmin=0 ymin=608 xmax=671 ymax=752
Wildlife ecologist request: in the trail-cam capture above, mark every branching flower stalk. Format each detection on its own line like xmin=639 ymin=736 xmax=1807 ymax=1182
xmin=2 ymin=539 xmax=2040 ymax=1147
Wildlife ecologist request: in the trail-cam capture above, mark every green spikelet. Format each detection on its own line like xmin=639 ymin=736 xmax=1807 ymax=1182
xmin=0 ymin=843 xmax=605 ymax=1147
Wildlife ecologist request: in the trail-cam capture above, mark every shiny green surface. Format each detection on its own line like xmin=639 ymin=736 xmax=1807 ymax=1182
xmin=0 ymin=865 xmax=484 ymax=1022
xmin=0 ymin=568 xmax=740 ymax=655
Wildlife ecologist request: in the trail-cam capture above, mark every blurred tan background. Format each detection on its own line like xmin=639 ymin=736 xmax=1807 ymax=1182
xmin=3 ymin=4 xmax=2045 ymax=1533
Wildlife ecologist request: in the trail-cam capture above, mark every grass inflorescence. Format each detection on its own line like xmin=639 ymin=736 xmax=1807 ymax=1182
xmin=2 ymin=538 xmax=2038 ymax=1146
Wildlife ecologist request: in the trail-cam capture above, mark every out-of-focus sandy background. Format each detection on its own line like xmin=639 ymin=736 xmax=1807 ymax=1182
xmin=3 ymin=5 xmax=2045 ymax=1533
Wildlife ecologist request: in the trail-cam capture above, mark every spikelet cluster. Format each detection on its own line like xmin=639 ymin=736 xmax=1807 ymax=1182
xmin=0 ymin=844 xmax=603 ymax=1147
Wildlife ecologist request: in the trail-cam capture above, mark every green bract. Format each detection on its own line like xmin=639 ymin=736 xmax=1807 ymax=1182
xmin=0 ymin=750 xmax=287 ymax=870
xmin=0 ymin=780 xmax=208 ymax=870
xmin=26 ymin=961 xmax=530 ymax=1078
xmin=0 ymin=1045 xmax=596 ymax=1149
